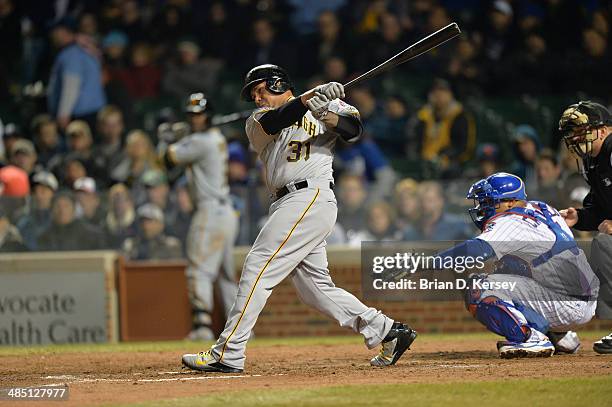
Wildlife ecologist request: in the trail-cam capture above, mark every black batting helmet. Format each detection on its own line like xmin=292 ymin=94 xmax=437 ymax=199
xmin=240 ymin=64 xmax=293 ymax=101
xmin=185 ymin=92 xmax=211 ymax=113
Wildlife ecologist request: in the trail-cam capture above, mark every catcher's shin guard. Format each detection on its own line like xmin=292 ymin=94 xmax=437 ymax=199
xmin=473 ymin=296 xmax=531 ymax=343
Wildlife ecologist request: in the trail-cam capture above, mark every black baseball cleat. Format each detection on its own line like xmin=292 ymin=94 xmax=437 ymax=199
xmin=370 ymin=322 xmax=418 ymax=366
xmin=181 ymin=349 xmax=244 ymax=373
xmin=593 ymin=333 xmax=612 ymax=354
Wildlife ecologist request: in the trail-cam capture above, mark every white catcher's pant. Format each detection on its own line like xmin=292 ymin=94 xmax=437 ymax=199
xmin=211 ymin=186 xmax=393 ymax=369
xmin=186 ymin=201 xmax=239 ymax=328
xmin=483 ymin=274 xmax=597 ymax=331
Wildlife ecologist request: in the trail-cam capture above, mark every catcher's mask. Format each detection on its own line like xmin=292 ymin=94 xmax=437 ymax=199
xmin=467 ymin=172 xmax=526 ymax=230
xmin=240 ymin=64 xmax=293 ymax=101
xmin=559 ymin=101 xmax=611 ymax=160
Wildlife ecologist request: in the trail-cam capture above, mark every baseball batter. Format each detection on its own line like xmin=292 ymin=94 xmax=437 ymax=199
xmin=182 ymin=64 xmax=416 ymax=373
xmin=162 ymin=93 xmax=239 ymax=340
xmin=438 ymin=172 xmax=599 ymax=358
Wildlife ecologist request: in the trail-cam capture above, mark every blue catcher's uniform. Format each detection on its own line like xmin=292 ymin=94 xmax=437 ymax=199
xmin=440 ymin=173 xmax=599 ymax=348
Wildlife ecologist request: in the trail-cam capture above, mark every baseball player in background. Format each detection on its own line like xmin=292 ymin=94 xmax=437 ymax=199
xmin=182 ymin=64 xmax=417 ymax=373
xmin=437 ymin=172 xmax=599 ymax=358
xmin=160 ymin=93 xmax=239 ymax=340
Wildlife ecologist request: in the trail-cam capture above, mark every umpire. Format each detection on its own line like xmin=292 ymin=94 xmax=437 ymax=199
xmin=558 ymin=101 xmax=612 ymax=354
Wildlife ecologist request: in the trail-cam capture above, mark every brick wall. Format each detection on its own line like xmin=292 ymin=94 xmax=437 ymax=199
xmin=234 ymin=247 xmax=612 ymax=337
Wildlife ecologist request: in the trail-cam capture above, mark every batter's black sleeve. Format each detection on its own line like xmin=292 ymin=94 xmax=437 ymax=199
xmin=334 ymin=115 xmax=363 ymax=143
xmin=575 ymin=191 xmax=606 ymax=231
xmin=258 ymin=98 xmax=308 ymax=135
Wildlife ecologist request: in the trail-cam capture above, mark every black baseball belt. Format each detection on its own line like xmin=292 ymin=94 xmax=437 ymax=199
xmin=275 ymin=180 xmax=334 ymax=200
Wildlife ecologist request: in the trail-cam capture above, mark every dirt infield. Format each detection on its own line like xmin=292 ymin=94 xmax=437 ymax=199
xmin=2 ymin=334 xmax=612 ymax=406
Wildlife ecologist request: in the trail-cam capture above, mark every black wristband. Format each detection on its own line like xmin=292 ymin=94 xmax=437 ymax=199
xmin=258 ymin=97 xmax=308 ymax=135
xmin=335 ymin=115 xmax=363 ymax=143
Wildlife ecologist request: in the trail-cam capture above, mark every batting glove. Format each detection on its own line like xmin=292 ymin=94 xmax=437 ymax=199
xmin=157 ymin=122 xmax=176 ymax=143
xmin=314 ymin=82 xmax=345 ymax=100
xmin=306 ymin=92 xmax=331 ymax=120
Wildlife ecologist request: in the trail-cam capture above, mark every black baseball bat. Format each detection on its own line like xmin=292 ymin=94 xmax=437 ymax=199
xmin=343 ymin=22 xmax=461 ymax=90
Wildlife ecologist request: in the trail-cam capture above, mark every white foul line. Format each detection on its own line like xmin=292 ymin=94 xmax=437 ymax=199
xmin=141 ymin=374 xmax=259 ymax=383
xmin=156 ymin=371 xmax=192 ymax=375
xmin=42 ymin=373 xmax=285 ymax=385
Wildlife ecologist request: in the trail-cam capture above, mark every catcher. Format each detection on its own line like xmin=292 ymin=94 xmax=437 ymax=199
xmin=437 ymin=172 xmax=599 ymax=358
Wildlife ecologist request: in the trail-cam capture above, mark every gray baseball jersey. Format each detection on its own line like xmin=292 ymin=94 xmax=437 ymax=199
xmin=246 ymin=99 xmax=359 ymax=190
xmin=170 ymin=127 xmax=230 ymax=205
xmin=210 ymin=98 xmax=394 ymax=369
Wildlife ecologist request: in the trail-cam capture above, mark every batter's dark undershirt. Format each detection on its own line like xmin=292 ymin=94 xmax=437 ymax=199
xmin=259 ymin=98 xmax=307 ymax=135
xmin=259 ymin=98 xmax=362 ymax=142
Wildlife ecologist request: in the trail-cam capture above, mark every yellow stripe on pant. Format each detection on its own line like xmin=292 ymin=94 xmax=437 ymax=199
xmin=219 ymin=188 xmax=320 ymax=362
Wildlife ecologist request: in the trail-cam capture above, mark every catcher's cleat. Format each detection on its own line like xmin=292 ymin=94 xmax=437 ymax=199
xmin=370 ymin=322 xmax=417 ymax=367
xmin=181 ymin=349 xmax=243 ymax=373
xmin=548 ymin=331 xmax=580 ymax=354
xmin=593 ymin=333 xmax=612 ymax=354
xmin=497 ymin=329 xmax=554 ymax=359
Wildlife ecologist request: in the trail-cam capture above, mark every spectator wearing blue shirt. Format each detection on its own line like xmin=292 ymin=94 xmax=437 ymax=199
xmin=335 ymin=138 xmax=397 ymax=202
xmin=509 ymin=124 xmax=541 ymax=187
xmin=47 ymin=17 xmax=106 ymax=132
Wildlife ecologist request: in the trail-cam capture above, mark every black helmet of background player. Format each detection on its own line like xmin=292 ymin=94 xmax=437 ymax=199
xmin=185 ymin=92 xmax=211 ymax=132
xmin=240 ymin=64 xmax=294 ymax=101
xmin=559 ymin=101 xmax=612 ymax=159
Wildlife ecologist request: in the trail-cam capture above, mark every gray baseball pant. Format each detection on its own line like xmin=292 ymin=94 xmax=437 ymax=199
xmin=211 ymin=186 xmax=393 ymax=369
xmin=186 ymin=200 xmax=239 ymax=329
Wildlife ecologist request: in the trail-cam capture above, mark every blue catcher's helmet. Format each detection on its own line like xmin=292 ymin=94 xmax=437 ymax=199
xmin=466 ymin=172 xmax=527 ymax=230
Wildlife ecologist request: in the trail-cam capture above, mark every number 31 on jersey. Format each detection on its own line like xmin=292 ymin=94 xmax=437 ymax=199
xmin=287 ymin=140 xmax=311 ymax=162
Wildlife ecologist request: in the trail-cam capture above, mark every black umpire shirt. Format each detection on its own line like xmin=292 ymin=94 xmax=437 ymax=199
xmin=576 ymin=135 xmax=612 ymax=230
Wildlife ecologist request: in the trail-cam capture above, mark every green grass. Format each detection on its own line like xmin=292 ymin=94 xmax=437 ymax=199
xmin=116 ymin=376 xmax=612 ymax=407
xmin=1 ymin=331 xmax=609 ymax=357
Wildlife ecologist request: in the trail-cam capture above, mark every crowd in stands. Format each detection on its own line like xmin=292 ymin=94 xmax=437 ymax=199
xmin=0 ymin=0 xmax=610 ymax=257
